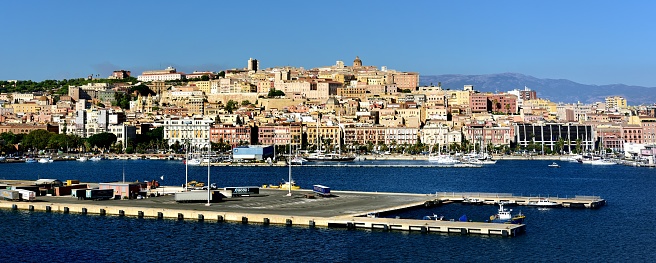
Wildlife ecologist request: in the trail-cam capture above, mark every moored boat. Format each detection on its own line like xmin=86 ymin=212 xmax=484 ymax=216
xmin=76 ymin=156 xmax=88 ymax=162
xmin=428 ymin=154 xmax=460 ymax=165
xmin=38 ymin=157 xmax=53 ymax=163
xmin=305 ymin=153 xmax=355 ymax=162
xmin=89 ymin=156 xmax=102 ymax=161
xmin=489 ymin=203 xmax=525 ymax=224
xmin=290 ymin=156 xmax=307 ymax=165
xmin=267 ymin=180 xmax=300 ymax=190
xmin=589 ymin=159 xmax=616 ymax=165
xmin=548 ymin=162 xmax=560 ymax=167
xmin=185 ymin=158 xmax=202 ymax=166
xmin=527 ymin=198 xmax=560 ymax=207
xmin=25 ymin=158 xmax=37 ymax=163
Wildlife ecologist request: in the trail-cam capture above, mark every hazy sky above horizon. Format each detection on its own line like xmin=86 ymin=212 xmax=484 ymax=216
xmin=1 ymin=0 xmax=655 ymax=86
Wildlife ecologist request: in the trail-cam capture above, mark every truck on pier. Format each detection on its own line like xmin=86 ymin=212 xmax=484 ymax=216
xmin=175 ymin=190 xmax=221 ymax=203
xmin=0 ymin=189 xmax=20 ymax=201
xmin=15 ymin=189 xmax=36 ymax=201
xmin=313 ymin=185 xmax=331 ymax=197
xmin=73 ymin=189 xmax=114 ymax=200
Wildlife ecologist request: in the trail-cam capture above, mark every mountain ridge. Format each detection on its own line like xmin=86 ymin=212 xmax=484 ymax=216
xmin=419 ymin=73 xmax=656 ymax=105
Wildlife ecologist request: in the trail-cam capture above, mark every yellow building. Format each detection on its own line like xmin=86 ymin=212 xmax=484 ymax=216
xmin=11 ymin=103 xmax=41 ymax=114
xmin=305 ymin=122 xmax=341 ymax=151
xmin=446 ymin=90 xmax=470 ymax=106
xmin=190 ymin=81 xmax=211 ymax=94
xmin=605 ymin=96 xmax=627 ymax=110
xmin=523 ymin=98 xmax=558 ymax=114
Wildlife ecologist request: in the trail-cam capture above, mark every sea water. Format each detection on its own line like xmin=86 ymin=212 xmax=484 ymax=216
xmin=0 ymin=159 xmax=653 ymax=262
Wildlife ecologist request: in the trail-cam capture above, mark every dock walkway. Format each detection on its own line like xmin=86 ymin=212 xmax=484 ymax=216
xmin=0 ymin=189 xmax=527 ymax=237
xmin=436 ymin=192 xmax=606 ymax=208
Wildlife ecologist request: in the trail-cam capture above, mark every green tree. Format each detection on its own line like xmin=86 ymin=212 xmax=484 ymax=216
xmin=225 ymin=100 xmax=238 ymax=113
xmin=87 ymin=133 xmax=118 ymax=151
xmin=47 ymin=134 xmax=69 ymax=150
xmin=267 ymin=88 xmax=285 ymax=98
xmin=130 ymin=84 xmax=156 ymax=96
xmin=22 ymin=129 xmax=53 ymax=151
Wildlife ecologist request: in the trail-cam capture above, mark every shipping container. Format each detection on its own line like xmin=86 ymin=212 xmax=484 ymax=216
xmin=0 ymin=189 xmax=20 ymax=201
xmin=66 ymin=180 xmax=80 ymax=186
xmin=15 ymin=189 xmax=36 ymax=201
xmin=313 ymin=185 xmax=331 ymax=196
xmin=175 ymin=191 xmax=220 ymax=203
xmin=72 ymin=189 xmax=88 ymax=199
xmin=224 ymin=187 xmax=259 ymax=197
xmin=85 ymin=189 xmax=114 ymax=200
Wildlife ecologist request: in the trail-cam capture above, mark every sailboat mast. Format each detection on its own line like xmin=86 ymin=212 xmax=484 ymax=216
xmin=287 ymin=143 xmax=292 ymax=196
xmin=185 ymin=143 xmax=188 ymax=191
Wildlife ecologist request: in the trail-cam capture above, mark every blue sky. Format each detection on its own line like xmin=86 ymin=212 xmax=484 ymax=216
xmin=1 ymin=0 xmax=655 ymax=86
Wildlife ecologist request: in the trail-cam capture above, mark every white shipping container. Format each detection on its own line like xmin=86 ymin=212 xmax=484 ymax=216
xmin=15 ymin=189 xmax=36 ymax=201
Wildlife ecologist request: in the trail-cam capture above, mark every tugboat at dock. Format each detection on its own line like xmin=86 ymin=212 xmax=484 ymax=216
xmin=489 ymin=203 xmax=525 ymax=224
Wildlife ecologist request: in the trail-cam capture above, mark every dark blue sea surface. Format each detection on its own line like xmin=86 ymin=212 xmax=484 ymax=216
xmin=0 ymin=159 xmax=654 ymax=262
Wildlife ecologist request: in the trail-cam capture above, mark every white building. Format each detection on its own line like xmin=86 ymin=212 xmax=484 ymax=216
xmin=162 ymin=116 xmax=214 ymax=149
xmin=137 ymin=66 xmax=185 ymax=82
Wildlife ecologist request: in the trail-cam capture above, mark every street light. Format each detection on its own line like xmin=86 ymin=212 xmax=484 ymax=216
xmin=205 ymin=141 xmax=211 ymax=206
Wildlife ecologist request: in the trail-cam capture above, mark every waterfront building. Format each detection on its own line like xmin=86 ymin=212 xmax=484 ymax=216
xmin=639 ymin=117 xmax=656 ymax=146
xmin=343 ymin=125 xmax=387 ymax=149
xmin=596 ymin=125 xmax=623 ymax=152
xmin=256 ymin=123 xmax=302 ymax=148
xmin=514 ymin=123 xmax=595 ymax=153
xmin=232 ymin=145 xmax=273 ymax=161
xmin=464 ymin=122 xmax=514 ymax=150
xmin=420 ymin=123 xmax=460 ymax=148
xmin=306 ymin=121 xmax=342 ymax=152
xmin=210 ymin=124 xmax=254 ymax=147
xmin=162 ymin=116 xmax=214 ymax=149
xmin=99 ymin=182 xmax=147 ymax=200
xmin=621 ymin=125 xmax=644 ymax=145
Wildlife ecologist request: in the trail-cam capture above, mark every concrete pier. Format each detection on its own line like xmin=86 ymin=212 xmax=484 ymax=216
xmin=0 ymin=188 xmax=529 ymax=237
xmin=436 ymin=192 xmax=606 ymax=208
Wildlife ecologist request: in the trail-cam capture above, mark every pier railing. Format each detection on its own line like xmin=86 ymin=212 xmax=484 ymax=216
xmin=435 ymin=192 xmax=603 ymax=201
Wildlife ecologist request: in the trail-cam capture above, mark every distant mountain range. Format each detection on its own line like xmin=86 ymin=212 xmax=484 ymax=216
xmin=419 ymin=73 xmax=656 ymax=105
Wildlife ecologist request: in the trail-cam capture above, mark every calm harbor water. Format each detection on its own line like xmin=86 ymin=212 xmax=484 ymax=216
xmin=0 ymin=159 xmax=654 ymax=262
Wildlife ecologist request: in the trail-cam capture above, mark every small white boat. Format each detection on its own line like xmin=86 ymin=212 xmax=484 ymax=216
xmin=548 ymin=162 xmax=560 ymax=168
xmin=463 ymin=197 xmax=483 ymax=205
xmin=38 ymin=157 xmax=53 ymax=163
xmin=366 ymin=212 xmax=379 ymax=218
xmin=89 ymin=156 xmax=102 ymax=161
xmin=589 ymin=159 xmax=616 ymax=166
xmin=25 ymin=158 xmax=37 ymax=163
xmin=527 ymin=198 xmax=560 ymax=207
xmin=423 ymin=214 xmax=445 ymax=221
xmin=77 ymin=156 xmax=88 ymax=162
xmin=290 ymin=156 xmax=307 ymax=165
xmin=428 ymin=154 xmax=461 ymax=165
xmin=185 ymin=158 xmax=202 ymax=166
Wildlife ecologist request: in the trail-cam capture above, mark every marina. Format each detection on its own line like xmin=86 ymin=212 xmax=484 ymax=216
xmin=0 ymin=188 xmax=526 ymax=237
xmin=0 ymin=158 xmax=650 ymax=261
